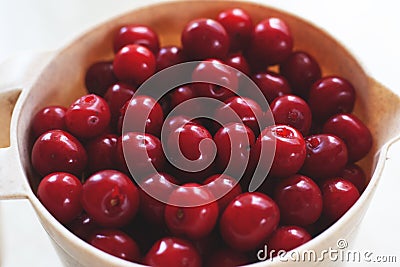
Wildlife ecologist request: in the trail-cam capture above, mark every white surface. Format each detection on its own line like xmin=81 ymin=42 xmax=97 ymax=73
xmin=0 ymin=0 xmax=400 ymax=266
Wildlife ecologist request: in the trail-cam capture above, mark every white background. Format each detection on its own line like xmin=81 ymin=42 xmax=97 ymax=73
xmin=0 ymin=0 xmax=400 ymax=266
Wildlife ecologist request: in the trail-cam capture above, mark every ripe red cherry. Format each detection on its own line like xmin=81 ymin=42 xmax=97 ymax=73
xmin=270 ymin=94 xmax=312 ymax=136
xmin=322 ymin=113 xmax=372 ymax=162
xmin=248 ymin=71 xmax=291 ymax=105
xmin=220 ymin=192 xmax=279 ymax=252
xmin=116 ymin=132 xmax=165 ymax=176
xmin=162 ymin=115 xmax=194 ymax=137
xmin=37 ymin=172 xmax=82 ymax=224
xmin=65 ymin=94 xmax=111 ymax=139
xmin=156 ymin=45 xmax=186 ymax=71
xmin=168 ymin=85 xmax=201 ymax=117
xmin=248 ymin=17 xmax=293 ymax=66
xmin=301 ymin=134 xmax=348 ymax=180
xmin=104 ymin=82 xmax=136 ymax=124
xmin=204 ymin=174 xmax=242 ymax=211
xmin=164 ymin=183 xmax=219 ymax=240
xmin=339 ymin=163 xmax=367 ymax=193
xmin=85 ymin=61 xmax=118 ymax=96
xmin=225 ymin=53 xmax=251 ymax=76
xmin=31 ymin=106 xmax=67 ymax=138
xmin=213 ymin=122 xmax=255 ymax=175
xmin=181 ymin=18 xmax=229 ymax=60
xmin=81 ymin=170 xmax=139 ymax=228
xmin=139 ymin=172 xmax=178 ymax=226
xmin=113 ymin=24 xmax=160 ymax=54
xmin=206 ymin=248 xmax=249 ymax=267
xmin=252 ymin=125 xmax=306 ymax=178
xmin=113 ymin=44 xmax=156 ymax=85
xmin=279 ymin=50 xmax=322 ymax=98
xmin=67 ymin=213 xmax=99 ymax=241
xmin=85 ymin=134 xmax=118 ymax=174
xmin=308 ymin=76 xmax=356 ymax=122
xmin=31 ymin=130 xmax=87 ymax=176
xmin=322 ymin=178 xmax=360 ymax=221
xmin=144 ymin=237 xmax=201 ymax=267
xmin=119 ymin=95 xmax=164 ymax=136
xmin=88 ymin=229 xmax=140 ymax=262
xmin=274 ymin=174 xmax=322 ymax=226
xmin=217 ymin=8 xmax=253 ymax=52
xmin=192 ymin=59 xmax=239 ymax=102
xmin=267 ymin=226 xmax=311 ymax=256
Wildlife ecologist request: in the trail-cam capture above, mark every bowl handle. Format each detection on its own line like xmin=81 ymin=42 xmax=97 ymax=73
xmin=0 ymin=51 xmax=55 ymax=200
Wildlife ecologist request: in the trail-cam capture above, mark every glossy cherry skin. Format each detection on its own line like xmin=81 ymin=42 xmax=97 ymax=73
xmin=88 ymin=229 xmax=140 ymax=262
xmin=104 ymin=82 xmax=136 ymax=125
xmin=217 ymin=8 xmax=253 ymax=52
xmin=156 ymin=45 xmax=186 ymax=71
xmin=81 ymin=170 xmax=139 ymax=228
xmin=279 ymin=50 xmax=321 ymax=98
xmin=322 ymin=178 xmax=360 ymax=221
xmin=85 ymin=134 xmax=118 ymax=174
xmin=213 ymin=122 xmax=255 ymax=176
xmin=301 ymin=134 xmax=348 ymax=180
xmin=139 ymin=172 xmax=178 ymax=226
xmin=267 ymin=226 xmax=311 ymax=256
xmin=220 ymin=192 xmax=279 ymax=252
xmin=270 ymin=94 xmax=312 ymax=136
xmin=214 ymin=96 xmax=265 ymax=135
xmin=119 ymin=95 xmax=164 ymax=136
xmin=31 ymin=106 xmax=67 ymax=138
xmin=204 ymin=174 xmax=242 ymax=212
xmin=113 ymin=24 xmax=159 ymax=54
xmin=67 ymin=213 xmax=99 ymax=241
xmin=164 ymin=183 xmax=219 ymax=240
xmin=339 ymin=163 xmax=367 ymax=193
xmin=31 ymin=130 xmax=87 ymax=176
xmin=206 ymin=248 xmax=249 ymax=267
xmin=248 ymin=71 xmax=291 ymax=105
xmin=116 ymin=132 xmax=165 ymax=176
xmin=308 ymin=76 xmax=356 ymax=122
xmin=322 ymin=113 xmax=372 ymax=162
xmin=37 ymin=172 xmax=82 ymax=224
xmin=252 ymin=125 xmax=306 ymax=178
xmin=274 ymin=174 xmax=322 ymax=226
xmin=224 ymin=53 xmax=250 ymax=76
xmin=162 ymin=115 xmax=194 ymax=137
xmin=248 ymin=17 xmax=293 ymax=66
xmin=192 ymin=59 xmax=239 ymax=102
xmin=168 ymin=85 xmax=202 ymax=117
xmin=181 ymin=18 xmax=230 ymax=60
xmin=113 ymin=44 xmax=156 ymax=85
xmin=85 ymin=61 xmax=118 ymax=96
xmin=144 ymin=237 xmax=201 ymax=267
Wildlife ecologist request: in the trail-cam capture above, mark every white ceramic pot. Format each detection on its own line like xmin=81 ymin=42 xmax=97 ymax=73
xmin=0 ymin=1 xmax=399 ymax=266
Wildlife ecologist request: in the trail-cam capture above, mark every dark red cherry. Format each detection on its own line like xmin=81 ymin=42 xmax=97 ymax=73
xmin=156 ymin=45 xmax=186 ymax=71
xmin=85 ymin=134 xmax=118 ymax=174
xmin=85 ymin=61 xmax=118 ymax=96
xmin=31 ymin=106 xmax=67 ymax=138
xmin=267 ymin=226 xmax=311 ymax=257
xmin=248 ymin=71 xmax=291 ymax=105
xmin=204 ymin=174 xmax=242 ymax=212
xmin=113 ymin=24 xmax=159 ymax=54
xmin=339 ymin=163 xmax=367 ymax=193
xmin=104 ymin=82 xmax=136 ymax=125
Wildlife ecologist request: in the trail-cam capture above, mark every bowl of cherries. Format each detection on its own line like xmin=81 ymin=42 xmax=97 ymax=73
xmin=0 ymin=1 xmax=399 ymax=267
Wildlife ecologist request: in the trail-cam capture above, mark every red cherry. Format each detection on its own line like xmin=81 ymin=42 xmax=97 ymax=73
xmin=113 ymin=24 xmax=159 ymax=54
xmin=270 ymin=94 xmax=312 ymax=136
xmin=206 ymin=248 xmax=249 ymax=267
xmin=81 ymin=170 xmax=139 ymax=228
xmin=168 ymin=85 xmax=201 ymax=117
xmin=164 ymin=183 xmax=219 ymax=240
xmin=301 ymin=134 xmax=348 ymax=180
xmin=88 ymin=229 xmax=140 ymax=262
xmin=85 ymin=61 xmax=118 ymax=96
xmin=248 ymin=17 xmax=293 ymax=66
xmin=308 ymin=76 xmax=356 ymax=122
xmin=85 ymin=134 xmax=118 ymax=174
xmin=113 ymin=44 xmax=156 ymax=85
xmin=181 ymin=18 xmax=229 ymax=60
xmin=217 ymin=8 xmax=253 ymax=52
xmin=37 ymin=172 xmax=82 ymax=224
xmin=322 ymin=178 xmax=360 ymax=221
xmin=144 ymin=237 xmax=201 ymax=267
xmin=322 ymin=113 xmax=372 ymax=162
xmin=103 ymin=82 xmax=136 ymax=125
xmin=203 ymin=174 xmax=242 ymax=212
xmin=156 ymin=45 xmax=186 ymax=71
xmin=162 ymin=115 xmax=194 ymax=137
xmin=65 ymin=94 xmax=111 ymax=139
xmin=274 ymin=174 xmax=322 ymax=226
xmin=31 ymin=106 xmax=67 ymax=138
xmin=67 ymin=213 xmax=99 ymax=241
xmin=267 ymin=226 xmax=311 ymax=256
xmin=220 ymin=192 xmax=279 ymax=252
xmin=31 ymin=130 xmax=87 ymax=176
xmin=279 ymin=51 xmax=321 ymax=98
xmin=224 ymin=53 xmax=250 ymax=76
xmin=339 ymin=163 xmax=367 ymax=193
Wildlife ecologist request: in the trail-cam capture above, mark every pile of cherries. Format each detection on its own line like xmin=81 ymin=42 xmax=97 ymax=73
xmin=30 ymin=7 xmax=372 ymax=267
